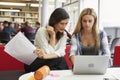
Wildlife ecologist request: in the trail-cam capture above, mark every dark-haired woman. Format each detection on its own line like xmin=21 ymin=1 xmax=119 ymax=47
xmin=24 ymin=8 xmax=70 ymax=73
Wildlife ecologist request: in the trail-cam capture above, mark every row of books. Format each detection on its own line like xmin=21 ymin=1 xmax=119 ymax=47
xmin=0 ymin=11 xmax=38 ymax=18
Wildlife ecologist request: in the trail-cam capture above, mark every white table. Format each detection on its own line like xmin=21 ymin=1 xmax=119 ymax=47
xmin=19 ymin=68 xmax=120 ymax=80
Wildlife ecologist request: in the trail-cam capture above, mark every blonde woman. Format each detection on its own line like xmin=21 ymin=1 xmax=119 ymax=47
xmin=69 ymin=8 xmax=111 ymax=66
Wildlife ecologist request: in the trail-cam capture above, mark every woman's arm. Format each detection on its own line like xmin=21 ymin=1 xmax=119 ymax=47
xmin=34 ymin=49 xmax=58 ymax=59
xmin=35 ymin=35 xmax=67 ymax=59
xmin=70 ymin=55 xmax=75 ymax=64
xmin=34 ymin=27 xmax=55 ymax=55
xmin=101 ymin=31 xmax=111 ymax=57
xmin=53 ymin=34 xmax=67 ymax=57
xmin=69 ymin=35 xmax=78 ymax=64
xmin=101 ymin=31 xmax=112 ymax=67
xmin=46 ymin=26 xmax=56 ymax=48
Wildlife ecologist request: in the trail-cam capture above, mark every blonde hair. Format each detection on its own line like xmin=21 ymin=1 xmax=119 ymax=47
xmin=73 ymin=8 xmax=99 ymax=51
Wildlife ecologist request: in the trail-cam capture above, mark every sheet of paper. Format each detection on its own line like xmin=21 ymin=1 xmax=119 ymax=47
xmin=4 ymin=32 xmax=37 ymax=65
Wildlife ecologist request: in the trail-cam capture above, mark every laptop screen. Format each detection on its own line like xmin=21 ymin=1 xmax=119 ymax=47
xmin=73 ymin=55 xmax=109 ymax=75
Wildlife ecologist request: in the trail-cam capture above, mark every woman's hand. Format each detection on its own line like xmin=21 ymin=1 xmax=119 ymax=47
xmin=46 ymin=26 xmax=55 ymax=37
xmin=46 ymin=26 xmax=56 ymax=47
xmin=34 ymin=49 xmax=48 ymax=59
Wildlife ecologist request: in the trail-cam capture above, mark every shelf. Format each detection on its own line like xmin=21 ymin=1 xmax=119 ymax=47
xmin=0 ymin=15 xmax=10 ymax=17
xmin=11 ymin=16 xmax=24 ymax=18
xmin=25 ymin=12 xmax=38 ymax=18
xmin=0 ymin=11 xmax=38 ymax=27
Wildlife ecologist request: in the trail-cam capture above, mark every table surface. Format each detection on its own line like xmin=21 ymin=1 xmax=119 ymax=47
xmin=19 ymin=68 xmax=120 ymax=80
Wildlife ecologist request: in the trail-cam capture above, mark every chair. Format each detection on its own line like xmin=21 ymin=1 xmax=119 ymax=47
xmin=0 ymin=32 xmax=10 ymax=44
xmin=0 ymin=45 xmax=24 ymax=71
xmin=110 ymin=37 xmax=120 ymax=58
xmin=113 ymin=46 xmax=120 ymax=66
xmin=64 ymin=44 xmax=73 ymax=69
xmin=107 ymin=35 xmax=112 ymax=43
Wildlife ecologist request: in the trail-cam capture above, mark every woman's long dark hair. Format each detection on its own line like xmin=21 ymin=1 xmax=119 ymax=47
xmin=49 ymin=8 xmax=69 ymax=41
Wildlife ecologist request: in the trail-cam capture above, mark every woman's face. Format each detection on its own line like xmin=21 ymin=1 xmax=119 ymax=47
xmin=54 ymin=19 xmax=69 ymax=32
xmin=81 ymin=15 xmax=95 ymax=31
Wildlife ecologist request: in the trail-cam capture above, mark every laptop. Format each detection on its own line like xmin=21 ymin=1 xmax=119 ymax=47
xmin=73 ymin=55 xmax=109 ymax=75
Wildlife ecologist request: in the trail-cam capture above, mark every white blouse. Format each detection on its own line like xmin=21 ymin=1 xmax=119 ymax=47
xmin=34 ymin=27 xmax=67 ymax=57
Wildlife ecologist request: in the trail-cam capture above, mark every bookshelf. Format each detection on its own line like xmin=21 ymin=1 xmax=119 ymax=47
xmin=25 ymin=12 xmax=38 ymax=26
xmin=0 ymin=11 xmax=38 ymax=27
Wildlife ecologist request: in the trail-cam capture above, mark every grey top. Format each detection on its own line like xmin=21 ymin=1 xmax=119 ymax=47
xmin=70 ymin=30 xmax=111 ymax=57
xmin=82 ymin=45 xmax=98 ymax=55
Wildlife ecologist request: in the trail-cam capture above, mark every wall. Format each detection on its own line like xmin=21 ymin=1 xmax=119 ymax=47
xmin=104 ymin=27 xmax=120 ymax=44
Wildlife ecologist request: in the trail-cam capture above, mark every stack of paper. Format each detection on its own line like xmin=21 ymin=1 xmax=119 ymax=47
xmin=4 ymin=32 xmax=37 ymax=65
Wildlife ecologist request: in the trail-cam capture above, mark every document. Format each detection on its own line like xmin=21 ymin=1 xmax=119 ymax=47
xmin=4 ymin=32 xmax=37 ymax=65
